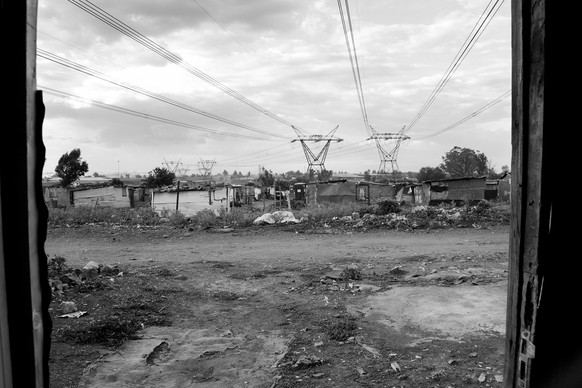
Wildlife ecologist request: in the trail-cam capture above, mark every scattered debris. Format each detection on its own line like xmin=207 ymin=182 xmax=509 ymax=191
xmin=292 ymin=354 xmax=323 ymax=369
xmin=58 ymin=311 xmax=87 ymax=319
xmin=60 ymin=301 xmax=77 ymax=314
xmin=253 ymin=211 xmax=300 ymax=225
xmin=145 ymin=341 xmax=170 ymax=365
xmin=359 ymin=343 xmax=381 ymax=358
xmin=356 ymin=284 xmax=381 ymax=292
xmin=389 ymin=266 xmax=406 ymax=275
xmin=83 ymin=261 xmax=101 ymax=271
xmin=391 ymin=362 xmax=401 ymax=372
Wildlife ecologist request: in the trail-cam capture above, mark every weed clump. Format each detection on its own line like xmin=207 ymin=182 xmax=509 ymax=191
xmin=325 ymin=316 xmax=358 ymax=341
xmin=340 ymin=267 xmax=362 ymax=281
xmin=58 ymin=299 xmax=171 ymax=347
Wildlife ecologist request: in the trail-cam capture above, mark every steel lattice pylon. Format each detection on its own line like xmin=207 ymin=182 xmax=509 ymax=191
xmin=367 ymin=126 xmax=410 ymax=179
xmin=197 ymin=159 xmax=216 ymax=182
xmin=291 ymin=125 xmax=343 ymax=174
xmin=163 ymin=158 xmax=186 ymax=176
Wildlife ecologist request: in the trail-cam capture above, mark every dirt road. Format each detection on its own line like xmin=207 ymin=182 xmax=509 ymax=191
xmin=46 ymin=224 xmax=509 ymax=387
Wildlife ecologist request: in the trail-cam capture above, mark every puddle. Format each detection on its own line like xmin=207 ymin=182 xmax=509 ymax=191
xmin=78 ymin=327 xmax=290 ymax=388
xmin=348 ymin=282 xmax=506 ymax=341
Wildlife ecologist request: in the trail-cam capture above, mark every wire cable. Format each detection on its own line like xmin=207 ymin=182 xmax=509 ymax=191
xmin=404 ymin=0 xmax=505 ymax=134
xmin=416 ymin=89 xmax=510 ymax=139
xmin=37 ymin=49 xmax=288 ymax=140
xmin=337 ymin=0 xmax=370 ymax=137
xmin=68 ymin=0 xmax=302 ymax=134
xmin=40 ymin=86 xmax=272 ymax=141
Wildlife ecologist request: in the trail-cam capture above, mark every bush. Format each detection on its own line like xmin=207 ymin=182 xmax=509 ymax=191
xmin=375 ymin=200 xmax=400 ymax=215
xmin=192 ymin=209 xmax=219 ymax=229
xmin=168 ymin=211 xmax=189 ymax=228
xmin=220 ymin=207 xmax=257 ymax=227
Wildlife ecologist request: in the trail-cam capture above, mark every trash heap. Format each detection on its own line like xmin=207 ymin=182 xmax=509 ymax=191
xmin=47 ymin=256 xmax=123 ymax=297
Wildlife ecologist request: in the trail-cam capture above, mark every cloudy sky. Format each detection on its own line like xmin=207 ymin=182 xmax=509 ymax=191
xmin=37 ymin=0 xmax=511 ymax=178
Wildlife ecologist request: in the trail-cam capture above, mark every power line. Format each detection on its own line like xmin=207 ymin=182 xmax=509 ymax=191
xmin=337 ymin=0 xmax=370 ymax=137
xmin=190 ymin=0 xmax=314 ymax=135
xmin=37 ymin=48 xmax=288 ymax=140
xmin=68 ymin=0 xmax=303 ymax=134
xmin=416 ymin=89 xmax=510 ymax=139
xmin=404 ymin=0 xmax=506 ymax=134
xmin=40 ymin=86 xmax=271 ymax=141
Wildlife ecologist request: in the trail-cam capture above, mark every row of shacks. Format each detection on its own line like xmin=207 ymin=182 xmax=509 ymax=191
xmin=43 ymin=173 xmax=511 ymax=215
xmin=289 ymin=173 xmax=510 ymax=208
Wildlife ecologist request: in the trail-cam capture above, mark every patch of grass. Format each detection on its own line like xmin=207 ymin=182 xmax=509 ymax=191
xmin=210 ymin=262 xmax=234 ymax=269
xmin=48 ymin=206 xmax=163 ymax=226
xmin=340 ymin=267 xmax=362 ymax=281
xmin=325 ymin=316 xmax=358 ymax=341
xmin=58 ymin=302 xmax=170 ymax=347
xmin=157 ymin=268 xmax=176 ymax=277
xmin=229 ymin=272 xmax=247 ymax=280
xmin=212 ymin=291 xmax=241 ymax=301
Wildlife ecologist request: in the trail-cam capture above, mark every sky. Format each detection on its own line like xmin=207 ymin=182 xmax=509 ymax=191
xmin=37 ymin=0 xmax=511 ymax=178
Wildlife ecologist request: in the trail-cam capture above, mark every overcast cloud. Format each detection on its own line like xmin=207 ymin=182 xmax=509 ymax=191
xmin=37 ymin=0 xmax=511 ymax=177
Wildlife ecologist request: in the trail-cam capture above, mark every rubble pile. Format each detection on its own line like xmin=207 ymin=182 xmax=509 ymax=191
xmin=329 ymin=202 xmax=509 ymax=230
xmin=47 ymin=256 xmax=123 ymax=296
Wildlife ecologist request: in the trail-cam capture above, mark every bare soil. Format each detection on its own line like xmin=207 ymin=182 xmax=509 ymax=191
xmin=45 ymin=222 xmax=509 ymax=387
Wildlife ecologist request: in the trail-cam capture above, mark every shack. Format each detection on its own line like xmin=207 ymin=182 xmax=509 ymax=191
xmin=412 ymin=176 xmax=488 ymax=206
xmin=43 ymin=187 xmax=71 ymax=208
xmin=151 ymin=185 xmax=226 ymax=216
xmin=291 ymin=180 xmax=394 ymax=208
xmin=367 ymin=182 xmax=397 ymax=203
xmin=71 ymin=185 xmax=135 ymax=208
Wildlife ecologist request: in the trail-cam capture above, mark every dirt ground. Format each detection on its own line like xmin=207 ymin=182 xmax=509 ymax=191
xmin=45 ymin=222 xmax=509 ymax=388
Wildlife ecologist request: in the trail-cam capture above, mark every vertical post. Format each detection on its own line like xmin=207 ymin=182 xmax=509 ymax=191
xmin=505 ymin=1 xmax=580 ymax=387
xmin=1 ymin=1 xmax=50 ymax=387
xmin=175 ymin=180 xmax=180 ymax=212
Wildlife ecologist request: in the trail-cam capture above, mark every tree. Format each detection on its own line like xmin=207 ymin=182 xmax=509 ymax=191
xmin=258 ymin=168 xmax=275 ymax=186
xmin=54 ymin=148 xmax=89 ymax=187
xmin=417 ymin=166 xmax=446 ymax=182
xmin=144 ymin=167 xmax=175 ymax=188
xmin=363 ymin=170 xmax=371 ymax=182
xmin=317 ymin=169 xmax=333 ymax=182
xmin=439 ymin=146 xmax=489 ymax=178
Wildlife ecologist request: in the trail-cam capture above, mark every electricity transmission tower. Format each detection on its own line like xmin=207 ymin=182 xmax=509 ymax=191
xmin=163 ymin=158 xmax=186 ymax=176
xmin=197 ymin=159 xmax=216 ymax=182
xmin=367 ymin=126 xmax=410 ymax=180
xmin=291 ymin=125 xmax=343 ymax=174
